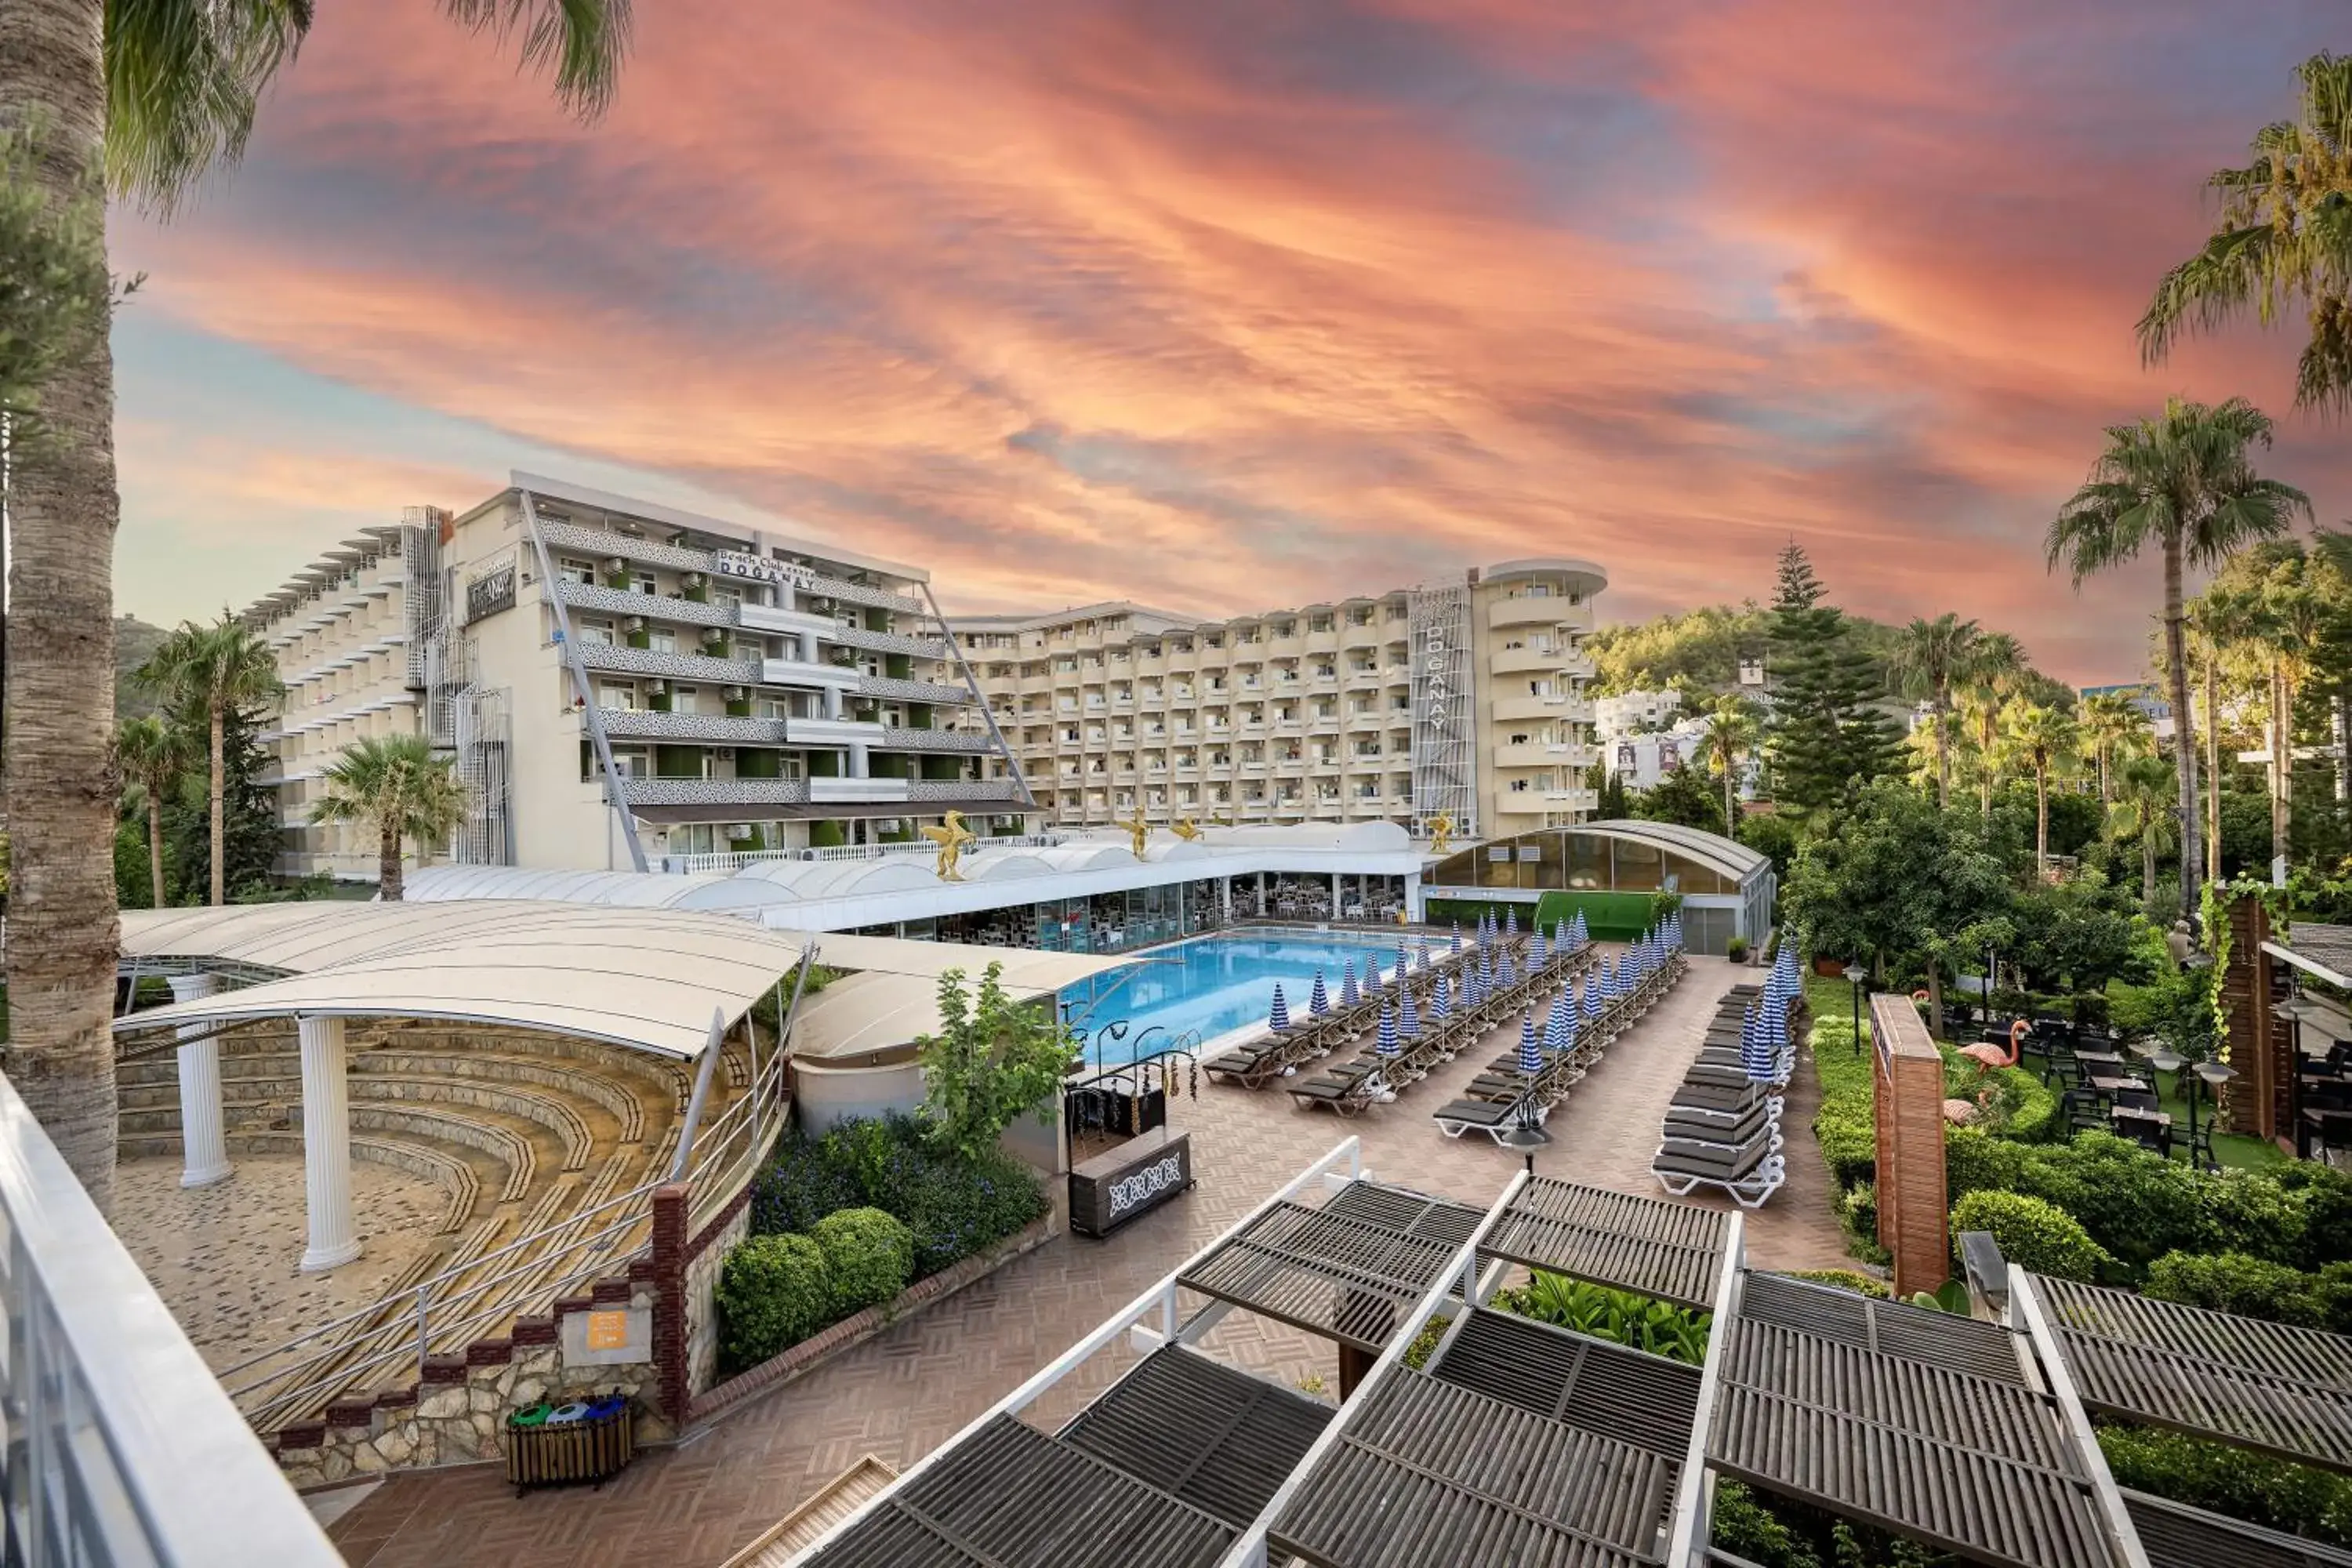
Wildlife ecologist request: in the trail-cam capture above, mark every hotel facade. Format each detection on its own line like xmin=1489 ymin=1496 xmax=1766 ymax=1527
xmin=953 ymin=559 xmax=1607 ymax=841
xmin=246 ymin=474 xmax=1029 ymax=880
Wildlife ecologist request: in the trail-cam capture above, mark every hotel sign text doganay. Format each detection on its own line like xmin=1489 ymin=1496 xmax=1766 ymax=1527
xmin=1421 ymin=620 xmax=1455 ymax=735
xmin=466 ymin=556 xmax=517 ymax=622
xmin=713 ymin=549 xmax=821 ymax=592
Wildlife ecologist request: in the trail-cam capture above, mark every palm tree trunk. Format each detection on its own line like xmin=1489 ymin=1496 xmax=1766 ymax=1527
xmin=0 ymin=0 xmax=122 ymax=1210
xmin=2142 ymin=823 xmax=2158 ymax=909
xmin=379 ymin=818 xmax=402 ymax=902
xmin=145 ymin=794 xmax=165 ymax=909
xmin=2205 ymin=653 xmax=2222 ymax=884
xmin=2098 ymin=745 xmax=2111 ymax=806
xmin=2035 ymin=764 xmax=2050 ymax=878
xmin=2271 ymin=662 xmax=2292 ymax=882
xmin=1978 ymin=716 xmax=1994 ymax=822
xmin=1721 ymin=754 xmax=1735 ymax=837
xmin=1933 ymin=688 xmax=1951 ymax=810
xmin=208 ymin=706 xmax=226 ymax=904
xmin=2163 ymin=540 xmax=2201 ymax=925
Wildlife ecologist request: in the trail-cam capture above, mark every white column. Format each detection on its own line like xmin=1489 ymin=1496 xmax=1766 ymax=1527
xmin=169 ymin=973 xmax=230 ymax=1188
xmin=1405 ymin=872 xmax=1425 ymax=924
xmin=296 ymin=1014 xmax=361 ymax=1272
xmin=1331 ymin=873 xmax=1343 ymax=915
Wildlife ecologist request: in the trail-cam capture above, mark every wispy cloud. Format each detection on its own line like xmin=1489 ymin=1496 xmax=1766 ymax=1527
xmin=109 ymin=0 xmax=2351 ymax=678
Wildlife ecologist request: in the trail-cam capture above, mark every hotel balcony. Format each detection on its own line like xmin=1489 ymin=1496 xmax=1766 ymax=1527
xmin=1490 ymin=644 xmax=1582 ymax=677
xmin=856 ymin=673 xmax=974 ymax=706
xmin=878 ymin=726 xmax=994 ymax=753
xmin=1492 ymin=691 xmax=1596 ymax=724
xmin=822 ymin=624 xmax=950 ymax=661
xmin=573 ymin=641 xmax=760 ymax=684
xmin=619 ymin=777 xmax=813 ymax=808
xmin=1488 ymin=597 xmax=1595 ymax=633
xmin=557 ymin=579 xmax=735 ymax=630
xmin=601 ymin=708 xmax=789 ymax=745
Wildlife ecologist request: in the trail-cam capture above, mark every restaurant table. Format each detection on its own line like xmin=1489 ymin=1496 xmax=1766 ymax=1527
xmin=2072 ymin=1049 xmax=2126 ymax=1073
xmin=2085 ymin=1075 xmax=2138 ymax=1098
xmin=2109 ymin=1104 xmax=2172 ymax=1153
xmin=2299 ymin=1105 xmax=2352 ymax=1160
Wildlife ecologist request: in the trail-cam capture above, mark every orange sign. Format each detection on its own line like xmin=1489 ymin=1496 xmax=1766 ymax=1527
xmin=585 ymin=1310 xmax=630 ymax=1352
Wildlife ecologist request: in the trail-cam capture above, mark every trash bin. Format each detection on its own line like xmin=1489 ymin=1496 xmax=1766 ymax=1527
xmin=505 ymin=1394 xmax=634 ymax=1494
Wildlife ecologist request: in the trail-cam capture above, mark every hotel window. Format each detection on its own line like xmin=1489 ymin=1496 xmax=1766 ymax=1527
xmin=575 ymin=619 xmax=616 ymax=645
xmin=648 ymin=627 xmax=677 ymax=653
xmin=604 ymin=746 xmax=650 ymax=779
xmin=631 ymin=571 xmax=657 ymax=595
xmin=558 ymin=557 xmax=597 ymax=586
xmin=598 ymin=681 xmax=637 ymax=710
xmin=673 ymin=685 xmax=702 ymax=713
xmin=1309 ymin=615 xmax=1333 ymax=633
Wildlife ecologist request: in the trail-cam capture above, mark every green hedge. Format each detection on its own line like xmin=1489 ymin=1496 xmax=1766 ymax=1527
xmin=2145 ymin=1250 xmax=2352 ymax=1334
xmin=717 ymin=1234 xmax=832 ymax=1370
xmin=1949 ymin=1190 xmax=2108 ymax=1283
xmin=1494 ymin=1272 xmax=1710 ymax=1363
xmin=750 ymin=1115 xmax=1046 ymax=1279
xmin=2099 ymin=1425 xmax=2352 ymax=1546
xmin=811 ymin=1207 xmax=913 ymax=1317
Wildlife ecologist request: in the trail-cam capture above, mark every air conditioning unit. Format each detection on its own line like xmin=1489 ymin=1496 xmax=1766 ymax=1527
xmin=604 ymin=557 xmax=627 ymax=575
xmin=681 ymin=571 xmax=706 ymax=590
xmin=722 ymin=685 xmax=746 ymax=701
xmin=624 ymin=616 xmax=644 ymax=633
xmin=701 ymin=629 xmax=728 ymax=648
xmin=724 ymin=823 xmax=755 ymax=840
xmin=647 ymin=679 xmax=667 ymax=695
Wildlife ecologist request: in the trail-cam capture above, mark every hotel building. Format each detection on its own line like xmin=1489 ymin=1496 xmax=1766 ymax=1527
xmin=953 ymin=560 xmax=1606 ymax=841
xmin=245 ymin=474 xmax=1029 ymax=880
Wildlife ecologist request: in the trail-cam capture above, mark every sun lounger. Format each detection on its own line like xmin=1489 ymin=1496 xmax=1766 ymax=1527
xmin=1663 ymin=1102 xmax=1777 ymax=1147
xmin=1652 ymin=1135 xmax=1785 ymax=1207
xmin=1432 ymin=1094 xmax=1545 ymax=1142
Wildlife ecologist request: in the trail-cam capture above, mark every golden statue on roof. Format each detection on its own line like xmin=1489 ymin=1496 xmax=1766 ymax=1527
xmin=1116 ymin=810 xmax=1152 ymax=860
xmin=920 ymin=809 xmax=978 ymax=881
xmin=1427 ymin=812 xmax=1455 ymax=855
xmin=1171 ymin=818 xmax=1203 ymax=841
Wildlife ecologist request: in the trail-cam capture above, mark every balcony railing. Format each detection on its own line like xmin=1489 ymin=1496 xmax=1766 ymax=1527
xmin=856 ymin=673 xmax=973 ymax=706
xmin=574 ymin=640 xmax=760 ymax=685
xmin=600 ymin=708 xmax=789 ymax=745
xmin=617 ymin=777 xmax=813 ymax=808
xmin=0 ymin=1074 xmax=341 ymax=1566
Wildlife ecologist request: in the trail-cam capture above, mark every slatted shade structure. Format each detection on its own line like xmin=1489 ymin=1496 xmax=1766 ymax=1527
xmin=1430 ymin=1308 xmax=1701 ymax=1460
xmin=2036 ymin=1275 xmax=2352 ymax=1474
xmin=1177 ymin=1181 xmax=1484 ymax=1355
xmin=1057 ymin=1346 xmax=1334 ymax=1529
xmin=1266 ymin=1367 xmax=1679 ymax=1567
xmin=1706 ymin=1273 xmax=2123 ymax=1568
xmin=2125 ymin=1487 xmax=2352 ymax=1568
xmin=1480 ymin=1177 xmax=1731 ymax=1312
xmin=798 ymin=1414 xmax=1236 ymax=1568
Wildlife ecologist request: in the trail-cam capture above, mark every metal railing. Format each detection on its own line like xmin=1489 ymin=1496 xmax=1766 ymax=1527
xmin=0 ymin=1075 xmax=339 ymax=1565
xmin=659 ymin=833 xmax=1070 ymax=875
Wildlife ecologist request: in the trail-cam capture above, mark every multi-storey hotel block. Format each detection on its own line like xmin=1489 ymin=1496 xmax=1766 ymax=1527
xmin=954 ymin=559 xmax=1606 ymax=842
xmin=246 ymin=473 xmax=1029 ymax=879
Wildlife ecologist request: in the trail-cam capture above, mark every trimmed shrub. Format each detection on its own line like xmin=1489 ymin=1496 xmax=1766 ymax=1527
xmin=1950 ymin=1191 xmax=2108 ymax=1283
xmin=1835 ymin=1182 xmax=1882 ymax=1258
xmin=1726 ymin=937 xmax=1751 ymax=964
xmin=749 ymin=1129 xmax=861 ymax=1237
xmin=1944 ymin=1128 xmax=2041 ymax=1203
xmin=717 ymin=1233 xmax=832 ymax=1372
xmin=2146 ymin=1250 xmax=2327 ymax=1328
xmin=2099 ymin=1425 xmax=2352 ymax=1547
xmin=811 ymin=1207 xmax=914 ymax=1316
xmin=2001 ymin=1071 xmax=2062 ymax=1143
xmin=749 ymin=1116 xmax=1047 ymax=1279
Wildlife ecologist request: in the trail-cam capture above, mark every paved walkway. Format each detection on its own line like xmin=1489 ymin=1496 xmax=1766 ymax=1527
xmin=327 ymin=956 xmax=1849 ymax=1566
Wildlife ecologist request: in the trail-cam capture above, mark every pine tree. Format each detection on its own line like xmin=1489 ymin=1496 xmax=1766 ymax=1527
xmin=1762 ymin=543 xmax=1904 ymax=816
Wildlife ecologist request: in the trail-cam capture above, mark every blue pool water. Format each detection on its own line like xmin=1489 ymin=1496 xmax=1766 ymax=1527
xmin=1063 ymin=931 xmax=1414 ymax=1065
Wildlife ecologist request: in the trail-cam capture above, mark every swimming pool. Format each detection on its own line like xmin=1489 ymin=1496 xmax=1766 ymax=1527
xmin=1063 ymin=930 xmax=1411 ymax=1065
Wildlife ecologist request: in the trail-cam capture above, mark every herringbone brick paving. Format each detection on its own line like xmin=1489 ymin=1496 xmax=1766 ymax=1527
xmin=327 ymin=956 xmax=1851 ymax=1566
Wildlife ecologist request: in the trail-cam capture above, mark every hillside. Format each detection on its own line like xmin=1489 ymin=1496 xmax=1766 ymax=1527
xmin=114 ymin=615 xmax=171 ymax=718
xmin=1588 ymin=605 xmax=1905 ymax=698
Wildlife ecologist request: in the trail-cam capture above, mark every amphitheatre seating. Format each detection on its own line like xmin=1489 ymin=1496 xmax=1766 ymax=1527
xmin=117 ymin=1012 xmax=761 ymax=1437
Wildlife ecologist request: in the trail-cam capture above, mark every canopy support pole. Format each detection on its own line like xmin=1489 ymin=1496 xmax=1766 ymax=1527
xmin=296 ymin=1014 xmax=361 ymax=1272
xmin=169 ymin=973 xmax=230 ymax=1188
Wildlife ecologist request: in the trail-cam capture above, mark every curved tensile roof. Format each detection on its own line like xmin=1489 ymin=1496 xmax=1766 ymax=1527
xmin=1579 ymin=818 xmax=1768 ymax=883
xmin=115 ymin=902 xmax=1128 ymax=1059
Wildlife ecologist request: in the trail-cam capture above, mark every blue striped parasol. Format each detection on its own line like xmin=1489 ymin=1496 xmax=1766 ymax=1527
xmin=1479 ymin=945 xmax=1494 ymax=986
xmin=1450 ymin=923 xmax=1464 ymax=955
xmin=1458 ymin=966 xmax=1481 ymax=1007
xmin=1398 ymin=978 xmax=1422 ymax=1037
xmin=1377 ymin=1004 xmax=1400 ymax=1058
xmin=1394 ymin=943 xmax=1410 ymax=986
xmin=1416 ymin=933 xmax=1432 ymax=969
xmin=1545 ymin=989 xmax=1572 ymax=1052
xmin=1268 ymin=983 xmax=1291 ymax=1033
xmin=1583 ymin=980 xmax=1602 ymax=1022
xmin=1338 ymin=960 xmax=1361 ymax=1010
xmin=1308 ymin=969 xmax=1330 ymax=1016
xmin=1431 ymin=972 xmax=1452 ymax=1018
xmin=1517 ymin=1011 xmax=1543 ymax=1076
xmin=1505 ymin=906 xmax=1519 ymax=938
xmin=1530 ymin=929 xmax=1550 ymax=971
xmin=1573 ymin=910 xmax=1589 ymax=946
xmin=1741 ymin=1003 xmax=1777 ymax=1084
xmin=1497 ymin=945 xmax=1518 ymax=989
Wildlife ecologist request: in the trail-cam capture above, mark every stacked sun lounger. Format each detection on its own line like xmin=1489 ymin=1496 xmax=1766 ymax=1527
xmin=1652 ymin=946 xmax=1805 ymax=1208
xmin=1429 ymin=916 xmax=1692 ymax=1143
xmin=1286 ymin=911 xmax=1618 ymax=1116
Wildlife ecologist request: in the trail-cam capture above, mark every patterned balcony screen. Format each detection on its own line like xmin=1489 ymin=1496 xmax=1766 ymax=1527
xmin=1408 ymin=580 xmax=1476 ymax=838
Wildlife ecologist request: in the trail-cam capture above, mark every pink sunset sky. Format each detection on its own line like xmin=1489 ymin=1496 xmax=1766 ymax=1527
xmin=110 ymin=0 xmax=2350 ymax=681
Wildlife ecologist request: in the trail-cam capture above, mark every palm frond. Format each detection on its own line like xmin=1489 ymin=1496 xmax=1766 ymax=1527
xmin=104 ymin=0 xmax=312 ymax=213
xmin=438 ymin=0 xmax=633 ymax=121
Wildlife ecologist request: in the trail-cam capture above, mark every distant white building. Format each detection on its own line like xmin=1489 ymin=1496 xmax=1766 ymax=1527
xmin=1608 ymin=716 xmax=1718 ymax=793
xmin=1595 ymin=688 xmax=1682 ymax=746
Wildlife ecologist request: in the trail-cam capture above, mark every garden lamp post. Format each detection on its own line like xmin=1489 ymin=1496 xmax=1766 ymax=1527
xmin=2144 ymin=1046 xmax=2184 ymax=1156
xmin=1842 ymin=960 xmax=1866 ymax=1057
xmin=1498 ymin=1108 xmax=1551 ymax=1181
xmin=2193 ymin=1061 xmax=2237 ymax=1171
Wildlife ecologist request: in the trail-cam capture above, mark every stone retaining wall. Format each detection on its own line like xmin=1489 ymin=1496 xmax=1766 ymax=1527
xmin=274 ymin=1279 xmax=672 ymax=1487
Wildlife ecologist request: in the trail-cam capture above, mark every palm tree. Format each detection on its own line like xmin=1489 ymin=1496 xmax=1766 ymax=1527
xmin=1696 ymin=695 xmax=1758 ymax=833
xmin=2187 ymin=585 xmax=2265 ymax=884
xmin=114 ymin=714 xmax=192 ymax=910
xmin=2 ymin=2 xmax=628 ymax=1208
xmin=2111 ymin=754 xmax=2180 ymax=913
xmin=2079 ymin=692 xmax=2153 ymax=804
xmin=2045 ymin=397 xmax=2311 ymax=924
xmin=139 ymin=618 xmax=282 ymax=905
xmin=2140 ymin=52 xmax=2352 ymax=413
xmin=2002 ymin=701 xmax=2080 ymax=880
xmin=310 ymin=736 xmax=469 ymax=902
xmin=1888 ymin=613 xmax=1982 ymax=810
xmin=1958 ymin=632 xmax=2027 ymax=821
